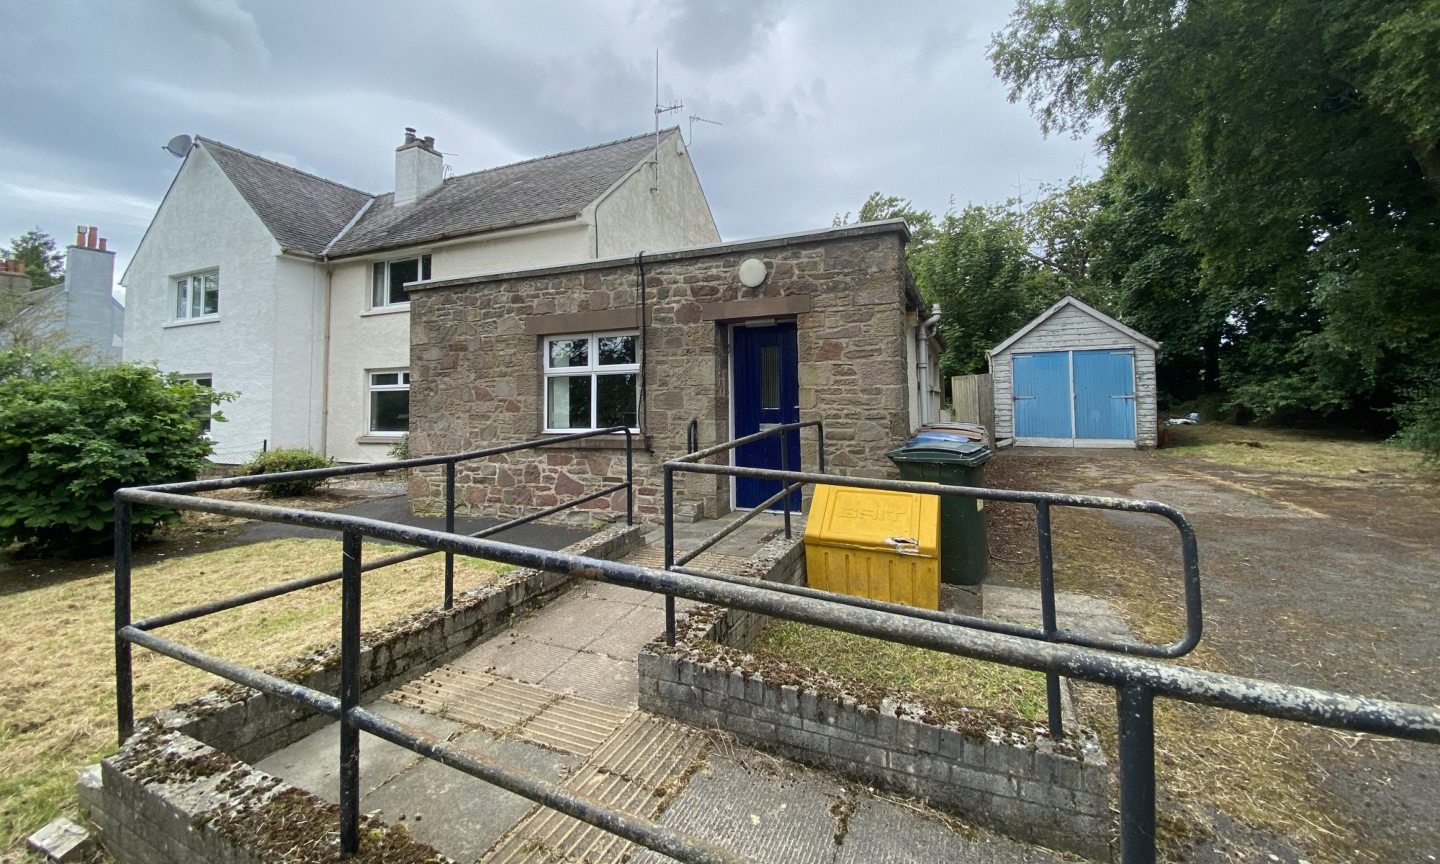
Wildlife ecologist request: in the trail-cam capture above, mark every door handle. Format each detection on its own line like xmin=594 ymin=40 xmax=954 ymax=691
xmin=758 ymin=423 xmax=779 ymax=432
xmin=1110 ymin=395 xmax=1136 ymax=400
xmin=1014 ymin=395 xmax=1037 ymax=401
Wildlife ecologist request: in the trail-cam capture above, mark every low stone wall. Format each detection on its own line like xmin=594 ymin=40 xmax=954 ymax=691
xmin=165 ymin=524 xmax=640 ymax=763
xmin=638 ymin=578 xmax=1112 ymax=859
xmin=82 ymin=730 xmax=451 ymax=864
xmin=81 ymin=524 xmax=641 ymax=863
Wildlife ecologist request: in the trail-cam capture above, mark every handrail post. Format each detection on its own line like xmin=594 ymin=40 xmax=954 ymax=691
xmin=779 ymin=429 xmax=792 ymax=539
xmin=444 ymin=460 xmax=456 ymax=610
xmin=1117 ymin=683 xmax=1157 ymax=863
xmin=1036 ymin=502 xmax=1064 ymax=740
xmin=115 ymin=496 xmax=134 ymax=745
xmin=624 ymin=428 xmax=634 ymax=526
xmin=339 ymin=530 xmax=363 ymax=856
xmin=663 ymin=464 xmax=676 ymax=646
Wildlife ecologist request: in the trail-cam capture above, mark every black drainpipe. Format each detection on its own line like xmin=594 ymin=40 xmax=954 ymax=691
xmin=634 ymin=251 xmax=648 ymax=435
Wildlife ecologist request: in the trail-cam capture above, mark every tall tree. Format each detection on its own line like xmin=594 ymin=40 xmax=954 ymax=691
xmin=0 ymin=229 xmax=64 ymax=290
xmin=992 ymin=0 xmax=1440 ymax=442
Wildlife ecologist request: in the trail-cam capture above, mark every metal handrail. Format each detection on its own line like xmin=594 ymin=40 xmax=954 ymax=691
xmin=662 ymin=428 xmax=1202 ymax=746
xmin=113 ymin=489 xmax=1438 ymax=864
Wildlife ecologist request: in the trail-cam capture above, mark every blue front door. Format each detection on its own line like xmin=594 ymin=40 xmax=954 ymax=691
xmin=732 ymin=323 xmax=801 ymax=510
xmin=1013 ymin=351 xmax=1072 ymax=439
xmin=1073 ymin=349 xmax=1136 ymax=439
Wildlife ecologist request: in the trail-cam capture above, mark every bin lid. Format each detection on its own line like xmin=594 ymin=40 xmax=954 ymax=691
xmin=886 ymin=439 xmax=992 ymax=467
xmin=804 ymin=484 xmax=939 ymax=557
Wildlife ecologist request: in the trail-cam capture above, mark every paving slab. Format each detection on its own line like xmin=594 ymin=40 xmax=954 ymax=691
xmin=538 ymin=650 xmax=639 ymax=707
xmin=365 ymin=730 xmax=578 ymax=863
xmin=833 ymin=796 xmax=1067 ymax=864
xmin=630 ymin=755 xmax=844 ymax=864
xmin=983 ymin=584 xmax=1136 ymax=642
xmin=513 ymin=593 xmax=638 ymax=650
xmin=584 ymin=604 xmax=667 ymax=659
xmin=253 ymin=699 xmax=462 ymax=804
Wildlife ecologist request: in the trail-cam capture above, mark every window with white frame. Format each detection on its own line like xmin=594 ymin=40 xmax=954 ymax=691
xmin=181 ymin=375 xmax=214 ymax=435
xmin=174 ymin=270 xmax=219 ymax=320
xmin=368 ymin=370 xmax=410 ymax=434
xmin=543 ymin=332 xmax=639 ymax=432
xmin=371 ymin=254 xmax=431 ymax=307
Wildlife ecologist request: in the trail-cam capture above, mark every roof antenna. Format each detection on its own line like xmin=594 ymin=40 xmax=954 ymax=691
xmin=652 ymin=49 xmax=683 ymax=194
xmin=686 ymin=114 xmax=723 ymax=147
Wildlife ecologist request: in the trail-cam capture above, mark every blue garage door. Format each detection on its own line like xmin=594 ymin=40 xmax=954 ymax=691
xmin=1073 ymin=349 xmax=1136 ymax=440
xmin=1013 ymin=351 xmax=1072 ymax=439
xmin=1014 ymin=349 xmax=1137 ymax=442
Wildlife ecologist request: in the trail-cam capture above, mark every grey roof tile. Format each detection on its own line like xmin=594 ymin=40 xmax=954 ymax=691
xmin=324 ymin=130 xmax=669 ymax=258
xmin=197 ymin=137 xmax=374 ymax=256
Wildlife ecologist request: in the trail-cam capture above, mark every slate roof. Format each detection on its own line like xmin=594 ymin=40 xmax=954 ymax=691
xmin=324 ymin=130 xmax=670 ymax=258
xmin=197 ymin=137 xmax=372 ymax=256
xmin=194 ymin=130 xmax=670 ymax=259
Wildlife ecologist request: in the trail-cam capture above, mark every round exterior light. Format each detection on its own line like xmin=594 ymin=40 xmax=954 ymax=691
xmin=738 ymin=258 xmax=768 ymax=288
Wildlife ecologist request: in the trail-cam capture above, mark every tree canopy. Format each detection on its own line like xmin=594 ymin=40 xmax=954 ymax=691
xmin=1 ymin=229 xmax=64 ymax=290
xmin=981 ymin=0 xmax=1440 ymax=449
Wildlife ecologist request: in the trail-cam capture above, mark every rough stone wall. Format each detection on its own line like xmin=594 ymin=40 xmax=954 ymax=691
xmin=407 ymin=224 xmax=916 ymax=524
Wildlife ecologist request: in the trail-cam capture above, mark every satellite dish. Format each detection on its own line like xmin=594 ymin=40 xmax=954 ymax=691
xmin=163 ymin=134 xmax=193 ymax=159
xmin=738 ymin=258 xmax=768 ymax=288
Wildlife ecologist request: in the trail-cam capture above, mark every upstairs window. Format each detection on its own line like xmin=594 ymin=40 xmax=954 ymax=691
xmin=371 ymin=254 xmax=431 ymax=307
xmin=543 ymin=332 xmax=639 ymax=432
xmin=174 ymin=270 xmax=219 ymax=320
xmin=368 ymin=369 xmax=410 ymax=434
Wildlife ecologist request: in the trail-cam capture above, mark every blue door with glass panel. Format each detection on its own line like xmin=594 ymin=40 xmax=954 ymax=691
xmin=732 ymin=323 xmax=801 ymax=510
xmin=1073 ymin=349 xmax=1135 ymax=439
xmin=1013 ymin=351 xmax=1072 ymax=439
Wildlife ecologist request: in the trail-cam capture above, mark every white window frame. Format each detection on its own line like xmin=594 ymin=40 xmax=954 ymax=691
xmin=542 ymin=331 xmax=640 ymax=433
xmin=371 ymin=254 xmax=432 ymax=308
xmin=367 ymin=368 xmax=411 ymax=435
xmin=173 ymin=269 xmax=219 ymax=321
xmin=179 ymin=374 xmax=214 ymax=436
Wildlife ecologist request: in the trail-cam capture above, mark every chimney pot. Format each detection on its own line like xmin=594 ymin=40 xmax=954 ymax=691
xmin=98 ymin=238 xmax=108 ymax=252
xmin=86 ymin=226 xmax=98 ymax=249
xmin=423 ymin=136 xmax=436 ymax=150
xmin=76 ymin=227 xmax=87 ymax=246
xmin=404 ymin=127 xmax=417 ymax=145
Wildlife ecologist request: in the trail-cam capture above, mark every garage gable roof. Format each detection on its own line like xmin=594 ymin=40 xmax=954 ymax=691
xmin=989 ymin=295 xmax=1160 ymax=356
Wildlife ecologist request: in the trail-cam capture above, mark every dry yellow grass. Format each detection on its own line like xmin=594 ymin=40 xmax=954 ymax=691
xmin=0 ymin=538 xmax=507 ymax=859
xmin=1161 ymin=423 xmax=1432 ymax=478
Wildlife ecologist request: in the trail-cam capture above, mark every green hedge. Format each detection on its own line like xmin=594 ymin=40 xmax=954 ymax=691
xmin=240 ymin=448 xmax=334 ymax=497
xmin=0 ymin=350 xmax=223 ymax=552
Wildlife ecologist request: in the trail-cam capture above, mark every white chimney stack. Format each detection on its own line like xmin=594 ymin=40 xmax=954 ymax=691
xmin=394 ymin=127 xmax=443 ymax=207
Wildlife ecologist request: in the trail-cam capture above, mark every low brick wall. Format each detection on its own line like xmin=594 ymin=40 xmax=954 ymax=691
xmin=163 ymin=524 xmax=640 ymax=762
xmin=84 ymin=729 xmax=451 ymax=864
xmin=638 ymin=578 xmax=1112 ymax=859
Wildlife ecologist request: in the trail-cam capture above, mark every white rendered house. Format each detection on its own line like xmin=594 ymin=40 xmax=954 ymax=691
xmin=122 ymin=128 xmax=719 ymax=463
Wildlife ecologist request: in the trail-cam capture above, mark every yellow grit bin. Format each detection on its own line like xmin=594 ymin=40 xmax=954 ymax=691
xmin=803 ymin=484 xmax=941 ymax=610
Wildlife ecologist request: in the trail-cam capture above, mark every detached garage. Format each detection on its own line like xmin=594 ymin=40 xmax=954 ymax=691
xmin=989 ymin=296 xmax=1159 ymax=448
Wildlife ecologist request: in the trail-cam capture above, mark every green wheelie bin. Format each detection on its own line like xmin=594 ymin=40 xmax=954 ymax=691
xmin=885 ymin=438 xmax=992 ymax=585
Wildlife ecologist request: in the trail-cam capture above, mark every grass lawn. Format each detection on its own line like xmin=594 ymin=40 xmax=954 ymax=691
xmin=750 ymin=620 xmax=1049 ymax=723
xmin=0 ymin=536 xmax=507 ymax=859
xmin=1161 ymin=422 xmax=1432 ymax=477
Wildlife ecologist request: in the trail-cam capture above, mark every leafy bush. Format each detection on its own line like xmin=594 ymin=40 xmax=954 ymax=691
xmin=240 ymin=448 xmax=334 ymax=497
xmin=387 ymin=434 xmax=410 ymax=461
xmin=0 ymin=349 xmax=223 ymax=552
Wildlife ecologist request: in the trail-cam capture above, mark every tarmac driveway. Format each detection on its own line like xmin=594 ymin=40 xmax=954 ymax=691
xmin=984 ymin=447 xmax=1439 ymax=862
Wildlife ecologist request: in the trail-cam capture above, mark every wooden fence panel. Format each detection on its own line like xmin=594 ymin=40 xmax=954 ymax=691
xmin=949 ymin=373 xmax=995 ymax=442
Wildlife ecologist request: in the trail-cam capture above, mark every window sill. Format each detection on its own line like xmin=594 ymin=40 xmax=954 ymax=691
xmin=540 ymin=432 xmax=651 ymax=451
xmin=361 ymin=304 xmax=411 ymax=318
xmin=164 ymin=315 xmax=220 ymax=329
xmin=357 ymin=434 xmax=405 ymax=445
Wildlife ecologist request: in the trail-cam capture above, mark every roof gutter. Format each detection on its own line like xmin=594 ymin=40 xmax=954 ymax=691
xmin=325 ymin=214 xmax=584 ymax=263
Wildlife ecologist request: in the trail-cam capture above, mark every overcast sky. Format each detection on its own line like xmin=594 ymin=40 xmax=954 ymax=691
xmin=0 ymin=0 xmax=1098 ymax=298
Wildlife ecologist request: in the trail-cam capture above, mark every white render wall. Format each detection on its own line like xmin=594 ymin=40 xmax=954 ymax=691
xmin=593 ymin=134 xmax=720 ymax=256
xmin=991 ymin=303 xmax=1158 ymax=447
xmin=324 ymin=223 xmax=594 ymax=463
xmin=122 ymin=146 xmax=303 ymax=463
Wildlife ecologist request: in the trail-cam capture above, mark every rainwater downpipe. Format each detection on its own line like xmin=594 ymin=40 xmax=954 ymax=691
xmin=918 ymin=303 xmax=941 ymax=425
xmin=635 ymin=251 xmax=648 ymax=435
